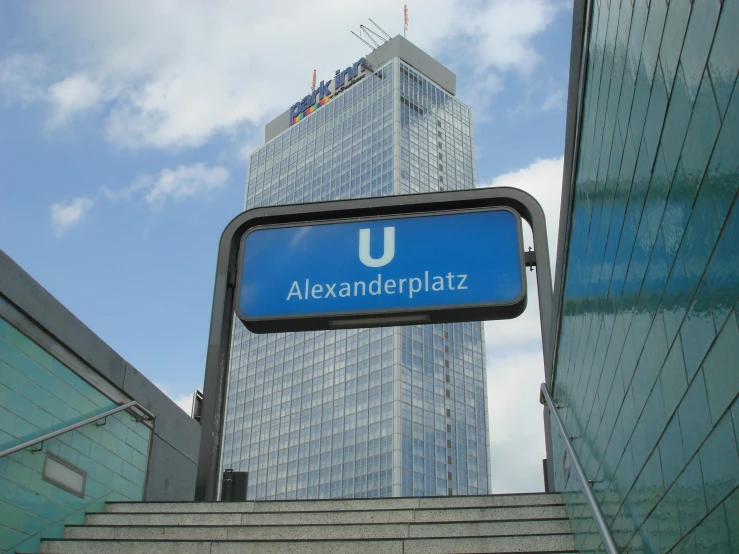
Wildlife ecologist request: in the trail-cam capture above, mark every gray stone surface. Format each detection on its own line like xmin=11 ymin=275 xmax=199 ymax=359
xmin=413 ymin=505 xmax=568 ymax=522
xmin=416 ymin=493 xmax=562 ymax=509
xmin=404 ymin=534 xmax=577 ymax=553
xmin=226 ymin=524 xmax=410 ymax=541
xmin=86 ymin=513 xmax=242 ymax=526
xmin=407 ymin=519 xmax=572 ymax=538
xmin=240 ymin=510 xmax=416 ymax=525
xmin=66 ymin=524 xmax=411 ymax=541
xmin=253 ymin=498 xmax=421 ymax=512
xmin=69 ymin=519 xmax=573 ymax=541
xmin=95 ymin=502 xmax=568 ymax=526
xmin=105 ymin=494 xmax=563 ymax=513
xmin=106 ymin=501 xmax=255 ymax=513
xmin=47 ymin=493 xmax=577 ymax=553
xmin=211 ymin=540 xmax=404 ymax=554
xmin=40 ymin=541 xmax=213 ymax=554
xmin=64 ymin=526 xmax=229 ymax=540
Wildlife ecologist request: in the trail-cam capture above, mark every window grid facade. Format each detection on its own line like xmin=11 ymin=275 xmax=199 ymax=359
xmin=223 ymin=57 xmax=490 ymax=501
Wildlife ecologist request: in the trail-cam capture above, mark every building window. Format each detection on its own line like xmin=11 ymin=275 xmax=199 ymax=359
xmin=43 ymin=453 xmax=87 ymax=498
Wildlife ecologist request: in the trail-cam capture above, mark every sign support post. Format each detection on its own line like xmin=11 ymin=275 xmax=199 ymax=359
xmin=195 ymin=187 xmax=554 ymax=501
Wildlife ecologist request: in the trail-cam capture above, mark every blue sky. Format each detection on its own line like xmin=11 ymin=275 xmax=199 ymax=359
xmin=0 ymin=1 xmax=572 ymax=493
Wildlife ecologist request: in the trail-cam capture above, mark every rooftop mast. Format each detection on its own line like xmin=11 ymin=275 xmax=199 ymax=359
xmin=360 ymin=24 xmax=384 ymax=48
xmin=350 ymin=18 xmax=390 ymax=61
xmin=368 ymin=18 xmax=391 ymax=40
xmin=351 ymin=30 xmax=376 ymax=52
xmin=404 ymin=5 xmax=408 ymax=38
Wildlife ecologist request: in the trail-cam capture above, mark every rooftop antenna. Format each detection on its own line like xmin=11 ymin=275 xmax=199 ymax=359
xmin=404 ymin=4 xmax=408 ymax=38
xmin=311 ymin=69 xmax=316 ymax=91
xmin=350 ymin=19 xmax=389 ymax=73
xmin=359 ymin=25 xmax=381 ymax=48
xmin=351 ymin=19 xmax=389 ymax=53
xmin=351 ymin=30 xmax=376 ymax=52
xmin=368 ymin=18 xmax=391 ymax=40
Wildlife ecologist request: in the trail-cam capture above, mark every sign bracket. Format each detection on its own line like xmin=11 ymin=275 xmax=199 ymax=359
xmin=524 ymin=249 xmax=537 ymax=270
xmin=194 ymin=187 xmax=555 ymax=501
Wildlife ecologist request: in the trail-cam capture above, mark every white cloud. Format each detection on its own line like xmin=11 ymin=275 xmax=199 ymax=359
xmin=52 ymin=162 xmax=229 ymax=236
xmin=461 ymin=72 xmax=504 ymax=123
xmin=486 ymin=349 xmax=550 ymax=493
xmin=455 ymin=0 xmax=561 ymax=74
xmin=142 ymin=163 xmax=230 ymax=209
xmin=50 ymin=197 xmax=94 ymax=237
xmin=47 ymin=73 xmax=103 ymax=126
xmin=156 ymin=382 xmax=196 ymax=415
xmin=479 ymin=156 xmax=564 ymax=266
xmin=480 ymin=156 xmax=564 ymax=493
xmin=172 ymin=393 xmax=195 ymax=415
xmin=1 ymin=0 xmax=566 ymax=149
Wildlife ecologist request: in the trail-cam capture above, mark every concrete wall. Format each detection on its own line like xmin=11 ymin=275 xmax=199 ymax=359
xmin=0 ymin=249 xmax=200 ymax=508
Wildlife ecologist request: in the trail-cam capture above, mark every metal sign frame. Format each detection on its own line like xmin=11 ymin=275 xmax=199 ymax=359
xmin=195 ymin=187 xmax=553 ymax=501
xmin=234 ymin=206 xmax=528 ymax=333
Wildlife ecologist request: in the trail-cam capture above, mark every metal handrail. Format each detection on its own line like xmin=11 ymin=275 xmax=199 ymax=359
xmin=541 ymin=383 xmax=619 ymax=554
xmin=0 ymin=400 xmax=155 ymax=460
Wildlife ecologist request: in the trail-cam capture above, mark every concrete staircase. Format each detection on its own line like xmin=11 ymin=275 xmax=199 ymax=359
xmin=39 ymin=493 xmax=577 ymax=553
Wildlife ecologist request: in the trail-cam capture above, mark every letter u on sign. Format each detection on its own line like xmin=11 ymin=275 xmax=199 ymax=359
xmin=359 ymin=227 xmax=395 ymax=268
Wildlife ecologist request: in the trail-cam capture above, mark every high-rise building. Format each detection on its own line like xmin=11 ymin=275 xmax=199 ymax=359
xmin=548 ymin=1 xmax=739 ymax=551
xmin=220 ymin=36 xmax=492 ymax=500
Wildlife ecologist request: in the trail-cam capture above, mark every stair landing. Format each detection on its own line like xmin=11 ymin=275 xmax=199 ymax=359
xmin=40 ymin=493 xmax=577 ymax=553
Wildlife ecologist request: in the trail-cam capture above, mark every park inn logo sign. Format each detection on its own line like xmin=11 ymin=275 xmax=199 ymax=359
xmin=289 ymin=57 xmax=368 ymax=125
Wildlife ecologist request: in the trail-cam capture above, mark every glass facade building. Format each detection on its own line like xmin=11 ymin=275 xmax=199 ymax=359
xmin=220 ymin=38 xmax=492 ymax=500
xmin=551 ymin=1 xmax=739 ymax=552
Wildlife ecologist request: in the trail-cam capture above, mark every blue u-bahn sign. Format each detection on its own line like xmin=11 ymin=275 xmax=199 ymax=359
xmin=236 ymin=208 xmax=526 ymax=333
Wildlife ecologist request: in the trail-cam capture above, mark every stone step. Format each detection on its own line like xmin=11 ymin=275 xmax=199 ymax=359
xmin=63 ymin=518 xmax=573 ymax=540
xmin=40 ymin=535 xmax=578 ymax=554
xmin=104 ymin=493 xmax=563 ymax=513
xmin=86 ymin=504 xmax=568 ymax=526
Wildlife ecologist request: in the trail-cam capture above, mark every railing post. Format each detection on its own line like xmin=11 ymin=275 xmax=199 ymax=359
xmin=540 ymin=383 xmax=619 ymax=554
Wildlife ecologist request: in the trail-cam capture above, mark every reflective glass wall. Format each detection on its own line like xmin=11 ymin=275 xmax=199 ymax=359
xmin=223 ymin=58 xmax=490 ymax=500
xmin=553 ymin=0 xmax=739 ymax=551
